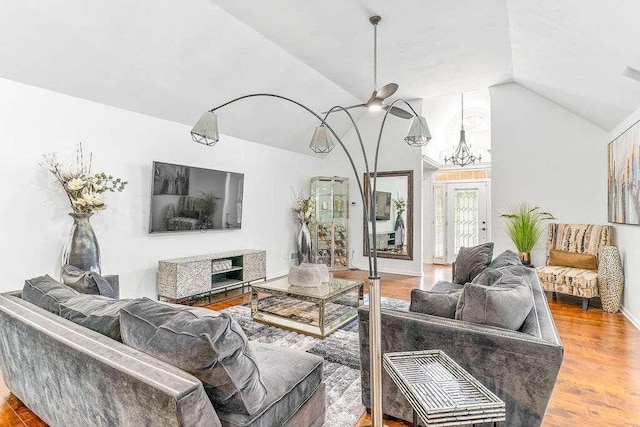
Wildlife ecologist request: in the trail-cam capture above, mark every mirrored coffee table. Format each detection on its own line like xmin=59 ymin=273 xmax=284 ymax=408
xmin=250 ymin=276 xmax=364 ymax=338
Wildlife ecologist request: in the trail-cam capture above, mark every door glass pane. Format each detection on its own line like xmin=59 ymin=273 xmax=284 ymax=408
xmin=433 ymin=186 xmax=445 ymax=258
xmin=453 ymin=189 xmax=478 ymax=255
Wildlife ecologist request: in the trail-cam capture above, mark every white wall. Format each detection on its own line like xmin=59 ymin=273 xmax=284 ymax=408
xmin=605 ymin=107 xmax=640 ymax=328
xmin=325 ymin=105 xmax=424 ymax=276
xmin=490 ymin=83 xmax=608 ymax=266
xmin=0 ymin=78 xmax=328 ymax=298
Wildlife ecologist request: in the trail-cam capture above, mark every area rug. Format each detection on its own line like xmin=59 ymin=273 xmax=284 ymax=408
xmin=220 ymin=296 xmax=409 ymax=427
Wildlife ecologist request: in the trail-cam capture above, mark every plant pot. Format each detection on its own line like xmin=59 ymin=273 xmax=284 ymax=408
xmin=296 ymin=221 xmax=311 ymax=265
xmin=519 ymin=252 xmax=531 ymax=265
xmin=62 ymin=212 xmax=101 ymax=274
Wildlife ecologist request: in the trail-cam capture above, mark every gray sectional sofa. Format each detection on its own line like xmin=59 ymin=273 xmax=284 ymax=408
xmin=0 ymin=277 xmax=326 ymax=427
xmin=358 ymin=265 xmax=564 ymax=426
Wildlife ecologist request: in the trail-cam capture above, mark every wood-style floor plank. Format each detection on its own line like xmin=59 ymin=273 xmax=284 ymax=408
xmin=1 ymin=264 xmax=639 ymax=426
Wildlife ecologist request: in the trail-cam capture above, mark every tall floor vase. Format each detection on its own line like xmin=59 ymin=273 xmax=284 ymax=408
xmin=62 ymin=212 xmax=101 ymax=274
xmin=598 ymin=245 xmax=624 ymax=313
xmin=296 ymin=220 xmax=311 ymax=265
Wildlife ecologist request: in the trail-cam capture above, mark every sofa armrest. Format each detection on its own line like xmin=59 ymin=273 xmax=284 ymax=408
xmin=358 ymin=306 xmax=563 ymax=426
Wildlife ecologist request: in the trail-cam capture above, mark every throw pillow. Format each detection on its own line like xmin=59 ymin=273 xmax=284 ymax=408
xmin=455 ymin=282 xmax=533 ymax=330
xmin=549 ymin=249 xmax=597 ymax=270
xmin=22 ymin=275 xmax=79 ymax=314
xmin=430 ymin=281 xmax=464 ymax=293
xmin=453 ymin=243 xmax=494 ymax=284
xmin=60 ymin=294 xmax=131 ymax=341
xmin=61 ymin=265 xmax=116 ymax=298
xmin=120 ymin=298 xmax=266 ymax=415
xmin=410 ymin=289 xmax=462 ymax=318
xmin=471 ymin=268 xmax=504 ymax=287
xmin=488 ymin=250 xmax=522 ymax=269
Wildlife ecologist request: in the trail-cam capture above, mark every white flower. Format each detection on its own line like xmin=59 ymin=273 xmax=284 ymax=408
xmin=83 ymin=193 xmax=104 ymax=207
xmin=92 ymin=183 xmax=105 ymax=192
xmin=67 ymin=178 xmax=86 ymax=191
xmin=72 ymin=197 xmax=87 ymax=207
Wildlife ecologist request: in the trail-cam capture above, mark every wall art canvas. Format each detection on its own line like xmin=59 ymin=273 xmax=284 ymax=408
xmin=608 ymin=119 xmax=640 ymax=225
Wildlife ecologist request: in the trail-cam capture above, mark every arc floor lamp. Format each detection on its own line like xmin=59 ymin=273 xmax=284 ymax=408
xmin=191 ymin=93 xmax=431 ymax=426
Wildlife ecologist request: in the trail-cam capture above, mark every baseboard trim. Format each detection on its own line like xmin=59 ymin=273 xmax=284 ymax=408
xmin=620 ymin=305 xmax=640 ymax=331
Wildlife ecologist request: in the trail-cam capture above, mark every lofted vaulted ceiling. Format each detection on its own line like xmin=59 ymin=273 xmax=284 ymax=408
xmin=0 ymin=0 xmax=639 ymax=155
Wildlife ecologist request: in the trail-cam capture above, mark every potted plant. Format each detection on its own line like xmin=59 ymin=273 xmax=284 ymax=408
xmin=199 ymin=192 xmax=220 ymax=228
xmin=500 ymin=204 xmax=555 ymax=265
xmin=42 ymin=144 xmax=127 ymax=273
xmin=291 ymin=187 xmax=314 ymax=264
xmin=393 ymin=193 xmax=406 ymax=250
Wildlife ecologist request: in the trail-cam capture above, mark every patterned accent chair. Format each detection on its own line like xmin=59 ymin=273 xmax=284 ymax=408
xmin=537 ymin=223 xmax=613 ymax=310
xmin=166 ymin=196 xmax=204 ymax=231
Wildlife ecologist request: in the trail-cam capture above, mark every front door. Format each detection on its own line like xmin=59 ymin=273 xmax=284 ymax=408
xmin=433 ymin=181 xmax=489 ymax=264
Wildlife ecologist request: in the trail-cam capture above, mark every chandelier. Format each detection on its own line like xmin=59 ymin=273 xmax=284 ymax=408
xmin=444 ymin=93 xmax=481 ymax=167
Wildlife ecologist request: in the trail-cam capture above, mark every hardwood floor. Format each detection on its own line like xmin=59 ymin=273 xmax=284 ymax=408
xmin=1 ymin=264 xmax=639 ymax=426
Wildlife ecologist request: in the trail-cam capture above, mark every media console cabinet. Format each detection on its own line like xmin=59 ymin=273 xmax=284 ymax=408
xmin=157 ymin=249 xmax=266 ymax=303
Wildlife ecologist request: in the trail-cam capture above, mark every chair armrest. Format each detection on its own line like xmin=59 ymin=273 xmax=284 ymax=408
xmin=358 ymin=306 xmax=563 ymax=426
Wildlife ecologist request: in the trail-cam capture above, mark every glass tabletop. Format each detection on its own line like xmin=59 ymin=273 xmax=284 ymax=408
xmin=252 ymin=276 xmax=363 ymax=301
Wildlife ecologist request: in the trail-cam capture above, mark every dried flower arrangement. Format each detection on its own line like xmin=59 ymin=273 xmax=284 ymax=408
xmin=42 ymin=144 xmax=128 ymax=214
xmin=291 ymin=187 xmax=314 ymax=222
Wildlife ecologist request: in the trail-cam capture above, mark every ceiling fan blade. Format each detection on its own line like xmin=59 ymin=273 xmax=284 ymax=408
xmin=322 ymin=104 xmax=366 ymax=114
xmin=382 ymin=104 xmax=413 ymax=119
xmin=365 ymin=91 xmax=378 ymax=106
xmin=376 ymin=83 xmax=399 ymax=100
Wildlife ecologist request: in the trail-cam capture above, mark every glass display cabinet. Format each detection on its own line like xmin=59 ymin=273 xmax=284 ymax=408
xmin=310 ymin=176 xmax=349 ymax=269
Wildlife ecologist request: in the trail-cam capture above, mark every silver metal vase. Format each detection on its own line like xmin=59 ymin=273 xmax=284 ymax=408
xmin=296 ymin=220 xmax=311 ymax=265
xmin=62 ymin=212 xmax=101 ymax=274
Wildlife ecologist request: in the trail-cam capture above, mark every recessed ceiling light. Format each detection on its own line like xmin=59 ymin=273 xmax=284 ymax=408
xmin=622 ymin=66 xmax=640 ymax=83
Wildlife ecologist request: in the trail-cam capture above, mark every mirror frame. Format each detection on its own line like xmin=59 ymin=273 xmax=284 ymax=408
xmin=363 ymin=170 xmax=414 ymax=260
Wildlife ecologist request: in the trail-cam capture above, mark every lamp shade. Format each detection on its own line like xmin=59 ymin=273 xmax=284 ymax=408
xmin=309 ymin=125 xmax=335 ymax=153
xmin=404 ymin=116 xmax=431 ymax=147
xmin=191 ymin=111 xmax=219 ymax=146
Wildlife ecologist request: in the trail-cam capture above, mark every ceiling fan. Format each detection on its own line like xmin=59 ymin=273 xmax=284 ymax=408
xmin=325 ymin=15 xmax=413 ymax=119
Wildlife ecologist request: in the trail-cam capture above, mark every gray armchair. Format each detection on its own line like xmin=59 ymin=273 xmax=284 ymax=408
xmin=358 ymin=268 xmax=563 ymax=426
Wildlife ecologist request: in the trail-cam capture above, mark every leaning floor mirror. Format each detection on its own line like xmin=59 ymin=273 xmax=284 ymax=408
xmin=363 ymin=170 xmax=414 ymax=260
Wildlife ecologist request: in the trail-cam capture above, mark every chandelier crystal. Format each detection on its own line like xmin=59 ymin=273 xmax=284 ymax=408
xmin=444 ymin=93 xmax=481 ymax=167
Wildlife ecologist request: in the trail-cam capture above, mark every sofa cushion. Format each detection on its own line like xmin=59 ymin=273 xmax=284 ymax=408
xmin=120 ymin=298 xmax=266 ymax=415
xmin=471 ymin=268 xmax=504 ymax=286
xmin=430 ymin=281 xmax=464 ymax=293
xmin=549 ymin=249 xmax=597 ymax=270
xmin=537 ymin=265 xmax=599 ymax=297
xmin=22 ymin=275 xmax=79 ymax=314
xmin=60 ymin=294 xmax=130 ymax=341
xmin=455 ymin=282 xmax=533 ymax=330
xmin=488 ymin=249 xmax=522 ymax=269
xmin=453 ymin=243 xmax=494 ymax=284
xmin=409 ymin=289 xmax=461 ymax=318
xmin=60 ymin=265 xmax=116 ymax=298
xmin=216 ymin=342 xmax=323 ymax=427
xmin=472 ymin=267 xmax=527 ymax=288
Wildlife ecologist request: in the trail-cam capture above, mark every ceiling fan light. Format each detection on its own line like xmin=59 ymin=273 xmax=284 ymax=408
xmin=309 ymin=124 xmax=335 ymax=154
xmin=404 ymin=116 xmax=431 ymax=147
xmin=368 ymin=98 xmax=383 ymax=111
xmin=191 ymin=111 xmax=219 ymax=146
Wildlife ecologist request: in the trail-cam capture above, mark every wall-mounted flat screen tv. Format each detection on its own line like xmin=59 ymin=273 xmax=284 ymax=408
xmin=374 ymin=191 xmax=392 ymax=221
xmin=149 ymin=161 xmax=244 ymax=233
